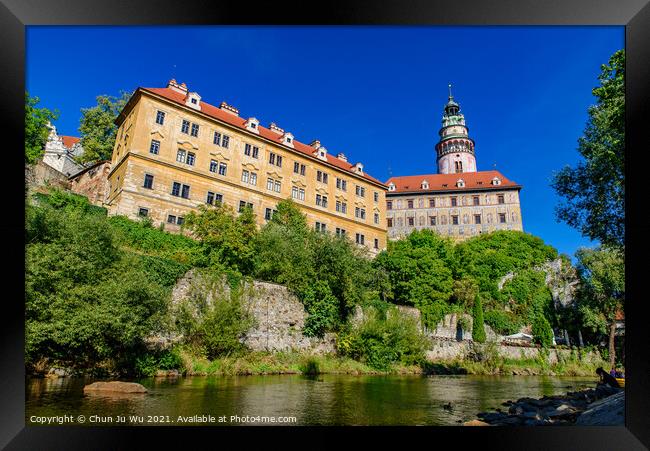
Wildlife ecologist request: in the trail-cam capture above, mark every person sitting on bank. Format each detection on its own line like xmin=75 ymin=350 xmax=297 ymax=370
xmin=596 ymin=367 xmax=621 ymax=388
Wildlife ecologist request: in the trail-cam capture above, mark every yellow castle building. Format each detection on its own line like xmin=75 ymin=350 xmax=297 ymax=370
xmin=106 ymin=79 xmax=388 ymax=253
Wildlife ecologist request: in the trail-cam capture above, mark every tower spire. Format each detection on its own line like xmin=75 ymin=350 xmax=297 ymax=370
xmin=435 ymin=86 xmax=477 ymax=174
xmin=448 ymin=83 xmax=453 ymax=100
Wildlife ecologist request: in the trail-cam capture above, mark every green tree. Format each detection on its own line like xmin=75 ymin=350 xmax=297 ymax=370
xmin=574 ymin=246 xmax=624 ymax=367
xmin=551 ymin=49 xmax=625 ymax=248
xmin=532 ymin=314 xmax=554 ymax=348
xmin=373 ymin=230 xmax=455 ymax=328
xmin=184 ymin=203 xmax=258 ymax=273
xmin=78 ymin=92 xmax=132 ymax=163
xmin=472 ymin=294 xmax=486 ymax=343
xmin=25 ymin=92 xmax=58 ymax=165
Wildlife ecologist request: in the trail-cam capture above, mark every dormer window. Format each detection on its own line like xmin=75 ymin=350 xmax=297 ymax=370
xmin=282 ymin=133 xmax=294 ymax=148
xmin=354 ymin=162 xmax=364 ymax=174
xmin=421 ymin=180 xmax=429 ymax=190
xmin=388 ymin=182 xmax=396 ymax=192
xmin=456 ymin=179 xmax=465 ymax=188
xmin=245 ymin=117 xmax=260 ymax=134
xmin=491 ymin=177 xmax=501 ymax=186
xmin=185 ymin=92 xmax=201 ymax=111
xmin=316 ymin=146 xmax=328 ymax=161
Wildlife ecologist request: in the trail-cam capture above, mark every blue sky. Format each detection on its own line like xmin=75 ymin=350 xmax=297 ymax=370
xmin=26 ymin=26 xmax=623 ymax=259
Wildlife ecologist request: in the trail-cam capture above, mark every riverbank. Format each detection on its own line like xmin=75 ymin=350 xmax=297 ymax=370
xmin=466 ymin=383 xmax=624 ymax=426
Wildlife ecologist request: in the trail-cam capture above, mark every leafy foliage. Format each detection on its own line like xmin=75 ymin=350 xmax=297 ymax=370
xmin=25 ymin=202 xmax=168 ymax=373
xmin=337 ymin=306 xmax=428 ymax=370
xmin=472 ymin=295 xmax=486 ymax=343
xmin=551 ymin=49 xmax=625 ymax=248
xmin=25 ymin=92 xmax=59 ymax=164
xmin=484 ymin=309 xmax=521 ymax=336
xmin=78 ymin=92 xmax=132 ymax=163
xmin=532 ymin=314 xmax=554 ymax=348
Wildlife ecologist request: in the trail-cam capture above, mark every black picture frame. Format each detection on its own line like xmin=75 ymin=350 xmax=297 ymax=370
xmin=3 ymin=0 xmax=649 ymax=448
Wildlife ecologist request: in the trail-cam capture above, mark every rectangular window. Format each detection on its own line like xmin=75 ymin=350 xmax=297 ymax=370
xmin=474 ymin=214 xmax=482 ymax=224
xmin=336 ymin=178 xmax=347 ymax=191
xmin=335 ymin=228 xmax=346 ymax=237
xmin=387 ymin=218 xmax=393 ymax=227
xmin=149 ymin=139 xmax=160 ymax=155
xmin=336 ymin=201 xmax=348 ymax=213
xmin=242 ymin=170 xmax=250 ymax=183
xmin=315 ymin=222 xmax=327 ymax=233
xmin=252 ymin=146 xmax=259 ymax=159
xmin=355 ymin=233 xmax=365 ymax=245
xmin=239 ymin=201 xmax=253 ymax=213
xmin=214 ymin=193 xmax=223 ymax=205
xmin=300 ymin=164 xmax=306 ymax=176
xmin=265 ymin=208 xmax=273 ymax=221
xmin=407 ymin=200 xmax=414 ymax=209
xmin=186 ymin=152 xmax=195 ymax=166
xmin=267 ymin=178 xmax=274 ymax=191
xmin=210 ymin=160 xmax=218 ymax=173
xmin=387 ymin=201 xmax=393 ymax=210
xmin=190 ymin=123 xmax=199 ymax=137
xmin=250 ymin=172 xmax=257 ymax=185
xmin=213 ymin=132 xmax=221 ymax=146
xmin=451 ymin=197 xmax=457 ymax=207
xmin=374 ymin=192 xmax=379 ymax=202
xmin=498 ymin=194 xmax=505 ymax=204
xmin=277 ymin=154 xmax=283 ymax=167
xmin=429 ymin=198 xmax=435 ymax=208
xmin=452 ymin=215 xmax=459 ymax=225
xmin=430 ymin=216 xmax=437 ymax=226
xmin=143 ymin=174 xmax=154 ymax=189
xmin=356 ymin=185 xmax=365 ymax=197
xmin=167 ymin=214 xmax=176 ymax=224
xmin=171 ymin=182 xmax=181 ymax=197
xmin=374 ymin=238 xmax=379 ymax=249
xmin=176 ymin=149 xmax=186 ymax=163
xmin=374 ymin=213 xmax=380 ymax=224
xmin=316 ymin=194 xmax=328 ymax=207
xmin=269 ymin=152 xmax=282 ymax=167
xmin=218 ymin=163 xmax=227 ymax=176
xmin=499 ymin=213 xmax=507 ymax=223
xmin=177 ymin=217 xmax=184 ymax=225
xmin=317 ymin=170 xmax=329 ymax=184
xmin=206 ymin=191 xmax=215 ymax=205
xmin=244 ymin=143 xmax=252 ymax=156
xmin=294 ymin=162 xmax=300 ymax=173
xmin=181 ymin=184 xmax=190 ymax=199
xmin=138 ymin=207 xmax=149 ymax=217
xmin=222 ymin=135 xmax=230 ymax=148
xmin=274 ymin=180 xmax=281 ymax=193
xmin=181 ymin=120 xmax=190 ymax=134
xmin=473 ymin=196 xmax=480 ymax=206
xmin=155 ymin=111 xmax=165 ymax=125
xmin=408 ymin=217 xmax=414 ymax=226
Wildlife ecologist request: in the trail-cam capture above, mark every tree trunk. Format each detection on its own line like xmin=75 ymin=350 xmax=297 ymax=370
xmin=578 ymin=329 xmax=584 ymax=347
xmin=608 ymin=321 xmax=616 ymax=369
xmin=563 ymin=329 xmax=570 ymax=346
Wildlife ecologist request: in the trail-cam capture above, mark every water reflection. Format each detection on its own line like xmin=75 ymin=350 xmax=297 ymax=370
xmin=26 ymin=375 xmax=595 ymax=426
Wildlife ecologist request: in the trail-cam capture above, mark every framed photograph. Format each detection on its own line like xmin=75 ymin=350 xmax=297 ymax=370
xmin=5 ymin=0 xmax=649 ymax=448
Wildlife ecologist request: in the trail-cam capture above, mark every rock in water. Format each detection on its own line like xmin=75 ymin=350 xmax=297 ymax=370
xmin=83 ymin=381 xmax=148 ymax=394
xmin=575 ymin=392 xmax=624 ymax=426
xmin=463 ymin=420 xmax=490 ymax=426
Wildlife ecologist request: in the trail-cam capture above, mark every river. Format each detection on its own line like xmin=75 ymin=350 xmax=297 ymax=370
xmin=26 ymin=375 xmax=596 ymax=426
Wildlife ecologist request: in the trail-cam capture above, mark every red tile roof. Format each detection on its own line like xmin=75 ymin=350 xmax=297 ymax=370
xmin=61 ymin=136 xmax=80 ymax=149
xmin=386 ymin=170 xmax=521 ymax=194
xmin=140 ymin=87 xmax=385 ymax=187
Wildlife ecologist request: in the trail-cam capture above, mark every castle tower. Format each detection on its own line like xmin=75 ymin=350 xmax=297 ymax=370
xmin=436 ymin=85 xmax=477 ymax=174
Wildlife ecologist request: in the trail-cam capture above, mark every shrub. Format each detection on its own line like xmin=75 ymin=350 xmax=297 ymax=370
xmin=300 ymin=281 xmax=339 ymax=337
xmin=472 ymin=295 xmax=486 ymax=343
xmin=532 ymin=314 xmax=554 ymax=348
xmin=337 ymin=306 xmax=427 ymax=370
xmin=484 ymin=309 xmax=521 ymax=335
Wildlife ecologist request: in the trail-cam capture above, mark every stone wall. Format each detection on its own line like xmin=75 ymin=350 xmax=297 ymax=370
xmin=168 ymin=270 xmax=336 ymax=355
xmin=70 ymin=161 xmax=111 ymax=207
xmin=425 ymin=338 xmax=601 ymax=365
xmin=25 ymin=161 xmax=70 ymax=193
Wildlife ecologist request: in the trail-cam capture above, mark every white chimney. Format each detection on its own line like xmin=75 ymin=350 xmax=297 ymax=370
xmin=219 ymin=101 xmax=239 ymax=116
xmin=167 ymin=79 xmax=188 ymax=95
xmin=337 ymin=153 xmax=347 ymax=162
xmin=310 ymin=140 xmax=321 ymax=149
xmin=269 ymin=122 xmax=284 ymax=134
